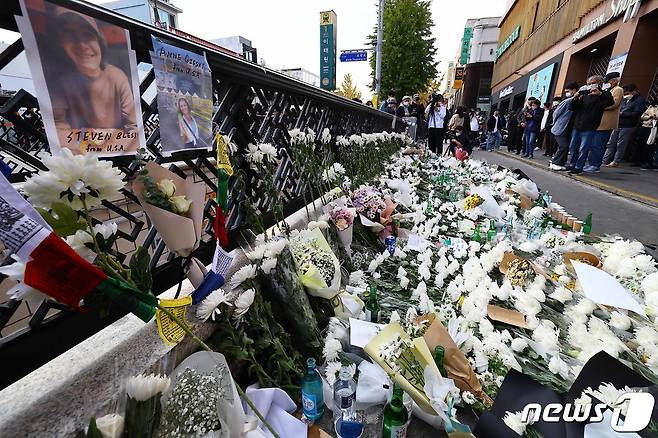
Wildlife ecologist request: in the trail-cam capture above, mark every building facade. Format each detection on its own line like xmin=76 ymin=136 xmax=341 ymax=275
xmin=491 ymin=0 xmax=658 ymax=112
xmin=211 ymin=36 xmax=258 ymax=63
xmin=280 ymin=68 xmax=321 ymax=87
xmin=451 ymin=17 xmax=501 ymax=113
xmin=102 ymin=0 xmax=182 ymax=29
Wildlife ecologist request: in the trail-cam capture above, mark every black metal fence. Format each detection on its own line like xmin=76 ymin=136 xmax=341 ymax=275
xmin=0 ymin=0 xmax=403 ymax=388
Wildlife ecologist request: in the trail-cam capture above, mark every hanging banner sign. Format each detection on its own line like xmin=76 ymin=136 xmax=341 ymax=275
xmin=606 ymin=52 xmax=629 ymax=77
xmin=16 ymin=0 xmax=146 ymax=156
xmin=150 ymin=37 xmax=213 ymax=156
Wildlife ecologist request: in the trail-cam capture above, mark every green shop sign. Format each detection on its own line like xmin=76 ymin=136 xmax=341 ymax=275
xmin=495 ymin=26 xmax=520 ymax=62
xmin=459 ymin=27 xmax=473 ymax=65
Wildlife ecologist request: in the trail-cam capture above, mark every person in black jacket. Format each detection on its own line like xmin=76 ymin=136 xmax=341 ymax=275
xmin=602 ymin=84 xmax=647 ymax=166
xmin=506 ymin=110 xmax=518 ymax=152
xmin=567 ymin=76 xmax=615 ymax=174
xmin=523 ymin=100 xmax=543 ymax=158
xmin=485 ymin=109 xmax=506 ymax=151
xmin=396 ymin=95 xmax=412 ymax=118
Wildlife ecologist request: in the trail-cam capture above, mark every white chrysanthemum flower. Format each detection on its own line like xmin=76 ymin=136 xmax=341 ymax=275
xmin=0 ymin=256 xmax=47 ymax=307
xmin=196 ymin=289 xmax=232 ymax=321
xmin=548 ymin=355 xmax=571 ymax=379
xmin=609 ymin=311 xmax=632 ymax=331
xmin=126 ymin=374 xmax=170 ymax=401
xmin=23 ymin=148 xmax=125 ymax=210
xmin=261 ymin=257 xmax=278 ymax=274
xmin=503 ymin=411 xmax=531 ymax=435
xmin=246 ymin=143 xmax=263 ymax=164
xmin=461 ymin=391 xmax=476 ymax=405
xmin=230 ymin=264 xmax=258 ymax=288
xmin=233 ymin=288 xmax=256 ymax=321
xmin=323 ymin=338 xmax=342 ymax=362
xmin=258 ymin=143 xmax=278 ymax=162
xmin=95 ymin=414 xmax=124 ymax=438
xmin=641 ymin=272 xmax=658 ymax=296
xmin=389 ymin=310 xmax=401 ymax=323
xmin=325 ymin=361 xmax=342 ymax=386
xmin=511 ymin=337 xmax=528 ymax=352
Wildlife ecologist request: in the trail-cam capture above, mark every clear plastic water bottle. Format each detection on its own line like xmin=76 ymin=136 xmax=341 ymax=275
xmin=301 ymin=358 xmax=324 ymax=421
xmin=333 ymin=366 xmax=357 ymax=422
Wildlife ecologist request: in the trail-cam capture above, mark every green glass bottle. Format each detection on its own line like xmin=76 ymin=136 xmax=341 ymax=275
xmin=433 ymin=345 xmax=448 ymax=377
xmin=424 ymin=196 xmax=433 ymax=215
xmin=486 ymin=219 xmax=496 ymax=242
xmin=582 ymin=213 xmax=592 ymax=234
xmin=382 ymin=384 xmax=408 ymax=438
xmin=364 ymin=284 xmax=380 ymax=323
xmin=471 ymin=225 xmax=482 ymax=243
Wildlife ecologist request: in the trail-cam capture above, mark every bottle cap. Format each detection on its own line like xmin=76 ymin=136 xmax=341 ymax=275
xmin=307 ymin=357 xmax=316 ymax=368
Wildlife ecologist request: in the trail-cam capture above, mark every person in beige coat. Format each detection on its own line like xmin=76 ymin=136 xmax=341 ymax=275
xmin=583 ymin=72 xmax=623 ymax=172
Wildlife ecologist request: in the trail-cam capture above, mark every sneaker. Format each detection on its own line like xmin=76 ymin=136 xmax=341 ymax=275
xmin=551 ymin=164 xmax=566 ymax=171
xmin=604 ymin=161 xmax=619 ymax=167
xmin=583 ymin=166 xmax=600 ymax=173
xmin=534 ymin=147 xmax=540 ymax=151
xmin=641 ymin=165 xmax=656 ymax=170
xmin=569 ymin=168 xmax=583 ymax=174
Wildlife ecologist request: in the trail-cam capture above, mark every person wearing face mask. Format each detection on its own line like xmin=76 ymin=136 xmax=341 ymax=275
xmin=523 ymin=98 xmax=543 ymax=158
xmin=542 ymin=98 xmax=561 ymax=157
xmin=486 ymin=109 xmax=506 ymax=151
xmin=602 ymin=84 xmax=646 ymax=167
xmin=425 ymin=93 xmax=447 ymax=154
xmin=635 ymin=97 xmax=658 ymax=170
xmin=567 ymin=76 xmax=614 ymax=174
xmin=581 ymin=72 xmax=624 ymax=172
xmin=396 ymin=95 xmax=412 ymax=118
xmin=549 ymin=83 xmax=579 ymax=170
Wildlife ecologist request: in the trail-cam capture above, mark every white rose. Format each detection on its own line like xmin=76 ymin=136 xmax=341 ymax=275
xmin=156 ymin=178 xmax=176 ymax=197
xmin=169 ymin=195 xmax=192 ymax=215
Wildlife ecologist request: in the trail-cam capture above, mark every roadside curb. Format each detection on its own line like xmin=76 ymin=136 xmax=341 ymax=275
xmin=492 ymin=150 xmax=658 ymax=209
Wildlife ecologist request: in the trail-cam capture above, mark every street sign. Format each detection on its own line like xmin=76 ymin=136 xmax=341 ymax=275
xmin=320 ymin=11 xmax=337 ymax=90
xmin=340 ymin=50 xmax=368 ymax=62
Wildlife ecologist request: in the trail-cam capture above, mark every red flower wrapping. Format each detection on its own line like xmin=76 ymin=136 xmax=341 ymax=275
xmin=24 ymin=233 xmax=107 ymax=308
xmin=213 ymin=206 xmax=229 ymax=249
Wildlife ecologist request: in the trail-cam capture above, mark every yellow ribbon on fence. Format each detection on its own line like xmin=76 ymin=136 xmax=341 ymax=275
xmin=156 ymin=295 xmax=193 ymax=345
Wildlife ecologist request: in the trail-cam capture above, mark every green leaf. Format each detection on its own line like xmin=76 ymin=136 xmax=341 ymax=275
xmin=37 ymin=202 xmax=88 ymax=237
xmin=129 ymin=246 xmax=153 ymax=294
xmin=86 ymin=417 xmax=104 ymax=438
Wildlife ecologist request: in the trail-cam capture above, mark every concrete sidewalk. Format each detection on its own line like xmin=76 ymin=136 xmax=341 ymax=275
xmin=490 ymin=149 xmax=658 ymax=208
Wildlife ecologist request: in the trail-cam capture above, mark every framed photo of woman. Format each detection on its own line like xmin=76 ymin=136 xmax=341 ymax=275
xmin=150 ymin=37 xmax=213 ymax=156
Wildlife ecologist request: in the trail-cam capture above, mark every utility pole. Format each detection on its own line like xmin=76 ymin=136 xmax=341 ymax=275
xmin=375 ymin=0 xmax=384 ymax=98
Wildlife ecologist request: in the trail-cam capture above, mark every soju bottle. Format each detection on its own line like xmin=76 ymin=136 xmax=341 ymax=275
xmin=382 ymin=384 xmax=409 ymax=438
xmin=434 ymin=345 xmax=448 ymax=378
xmin=364 ymin=284 xmax=380 ymax=323
xmin=424 ymin=196 xmax=433 ymax=215
xmin=582 ymin=213 xmax=592 ymax=234
xmin=471 ymin=225 xmax=482 ymax=243
xmin=333 ymin=366 xmax=357 ymax=422
xmin=486 ymin=219 xmax=496 ymax=242
xmin=301 ymin=358 xmax=324 ymax=421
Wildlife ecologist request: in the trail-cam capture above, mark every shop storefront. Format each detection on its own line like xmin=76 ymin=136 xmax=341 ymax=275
xmin=490 ymin=53 xmax=564 ymax=112
xmin=492 ymin=0 xmax=658 ymax=109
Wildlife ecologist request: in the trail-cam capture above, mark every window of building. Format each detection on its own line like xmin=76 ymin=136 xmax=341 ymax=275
xmin=156 ymin=8 xmax=176 ymax=28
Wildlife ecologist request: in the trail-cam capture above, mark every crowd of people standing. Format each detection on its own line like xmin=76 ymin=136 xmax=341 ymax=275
xmin=380 ymin=91 xmax=487 ymax=160
xmin=504 ymin=72 xmax=658 ymax=172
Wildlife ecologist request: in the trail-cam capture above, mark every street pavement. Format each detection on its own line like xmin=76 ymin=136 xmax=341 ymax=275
xmin=472 ymin=149 xmax=658 ymax=257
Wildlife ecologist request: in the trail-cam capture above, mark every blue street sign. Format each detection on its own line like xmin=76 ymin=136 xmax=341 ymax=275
xmin=340 ymin=51 xmax=368 ymax=62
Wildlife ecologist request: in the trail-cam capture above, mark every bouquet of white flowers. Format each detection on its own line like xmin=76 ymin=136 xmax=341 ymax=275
xmin=289 ymin=227 xmax=341 ymax=299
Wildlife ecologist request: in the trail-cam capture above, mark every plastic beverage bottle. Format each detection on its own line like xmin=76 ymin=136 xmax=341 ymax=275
xmin=301 ymin=358 xmax=324 ymax=421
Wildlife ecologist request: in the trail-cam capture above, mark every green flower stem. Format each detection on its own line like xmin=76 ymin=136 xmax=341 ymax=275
xmin=156 ymin=304 xmax=282 ymax=438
